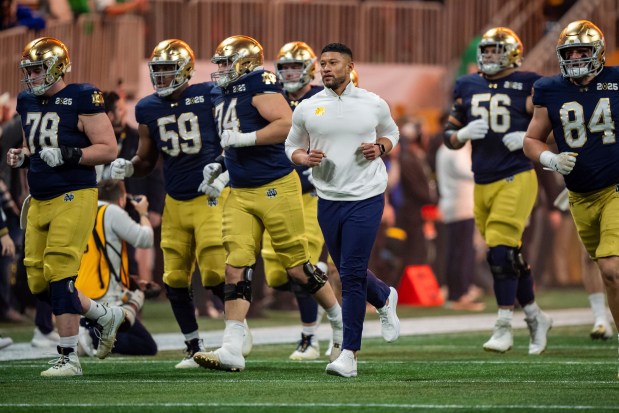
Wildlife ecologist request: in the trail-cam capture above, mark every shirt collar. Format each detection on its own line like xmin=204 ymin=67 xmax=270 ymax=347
xmin=324 ymin=80 xmax=355 ymax=97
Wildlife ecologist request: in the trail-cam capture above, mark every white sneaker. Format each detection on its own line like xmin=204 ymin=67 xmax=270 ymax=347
xmin=329 ymin=342 xmax=342 ymax=362
xmin=95 ymin=306 xmax=126 ymax=359
xmin=483 ymin=319 xmax=513 ymax=353
xmin=193 ymin=347 xmax=245 ymax=372
xmin=526 ymin=311 xmax=552 ymax=355
xmin=77 ymin=327 xmax=94 ymax=357
xmin=175 ymin=338 xmax=204 ymax=369
xmin=0 ymin=335 xmax=13 ymax=350
xmin=591 ymin=319 xmax=613 ymax=340
xmin=41 ymin=350 xmax=82 ymax=377
xmin=31 ymin=327 xmax=60 ymax=348
xmin=289 ymin=333 xmax=320 ymax=360
xmin=242 ymin=319 xmax=253 ymax=357
xmin=376 ymin=287 xmax=400 ymax=342
xmin=326 ymin=349 xmax=357 ymax=377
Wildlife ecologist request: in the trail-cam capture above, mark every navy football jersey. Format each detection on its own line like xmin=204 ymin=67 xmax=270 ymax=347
xmin=135 ymin=83 xmax=222 ymax=200
xmin=454 ymin=71 xmax=539 ymax=184
xmin=16 ymin=84 xmax=103 ymax=200
xmin=533 ymin=66 xmax=619 ymax=193
xmin=286 ymin=85 xmax=322 ymax=193
xmin=212 ymin=69 xmax=293 ymax=188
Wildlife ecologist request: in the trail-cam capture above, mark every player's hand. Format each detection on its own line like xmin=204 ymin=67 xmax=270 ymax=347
xmin=197 ymin=163 xmax=222 ymax=193
xmin=540 ymin=150 xmax=577 ymax=175
xmin=457 ymin=119 xmax=489 ymax=142
xmin=302 ymin=168 xmax=316 ymax=186
xmin=502 ymin=131 xmax=526 ymax=152
xmin=39 ymin=148 xmax=64 ymax=167
xmin=202 ymin=171 xmax=229 ymax=198
xmin=7 ymin=148 xmax=25 ymax=168
xmin=0 ymin=234 xmax=15 ymax=258
xmin=110 ymin=158 xmax=134 ymax=179
xmin=220 ymin=130 xmax=257 ymax=149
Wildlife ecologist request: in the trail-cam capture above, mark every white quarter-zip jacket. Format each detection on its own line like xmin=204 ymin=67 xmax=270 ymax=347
xmin=285 ymin=82 xmax=399 ymax=201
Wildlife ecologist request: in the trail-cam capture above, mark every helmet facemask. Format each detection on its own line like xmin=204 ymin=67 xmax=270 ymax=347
xmin=20 ymin=54 xmax=69 ymax=96
xmin=557 ymin=43 xmax=604 ymax=79
xmin=477 ymin=42 xmax=518 ymax=75
xmin=276 ymin=59 xmax=314 ymax=93
xmin=149 ymin=59 xmax=191 ymax=97
xmin=211 ymin=54 xmax=242 ymax=88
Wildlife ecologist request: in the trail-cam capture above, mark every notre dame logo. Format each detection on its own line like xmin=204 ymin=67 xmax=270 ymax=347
xmin=262 ymin=72 xmax=277 ymax=85
xmin=91 ymin=91 xmax=104 ymax=106
xmin=64 ymin=193 xmax=75 ymax=202
xmin=207 ymin=197 xmax=218 ymax=207
xmin=266 ymin=188 xmax=277 ymax=198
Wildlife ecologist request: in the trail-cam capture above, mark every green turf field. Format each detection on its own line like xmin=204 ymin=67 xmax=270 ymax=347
xmin=1 ymin=289 xmax=618 ymax=412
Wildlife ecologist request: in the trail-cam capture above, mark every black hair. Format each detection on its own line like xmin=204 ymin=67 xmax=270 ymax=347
xmin=102 ymin=91 xmax=120 ymax=114
xmin=321 ymin=43 xmax=353 ymax=60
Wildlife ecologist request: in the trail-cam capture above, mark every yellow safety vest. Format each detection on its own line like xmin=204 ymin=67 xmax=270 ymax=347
xmin=76 ymin=204 xmax=129 ymax=300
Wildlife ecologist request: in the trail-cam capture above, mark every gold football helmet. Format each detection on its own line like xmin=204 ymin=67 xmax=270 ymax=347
xmin=211 ymin=35 xmax=263 ymax=88
xmin=20 ymin=37 xmax=71 ymax=96
xmin=476 ymin=27 xmax=523 ymax=75
xmin=149 ymin=39 xmax=195 ymax=97
xmin=556 ymin=20 xmax=605 ymax=79
xmin=275 ymin=41 xmax=316 ymax=93
xmin=350 ymin=68 xmax=359 ymax=86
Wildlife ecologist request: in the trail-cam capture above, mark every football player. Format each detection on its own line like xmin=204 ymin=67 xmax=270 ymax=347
xmin=444 ymin=28 xmax=552 ymax=355
xmin=109 ymin=39 xmax=251 ymax=368
xmin=193 ymin=35 xmax=343 ymax=372
xmin=524 ymin=20 xmax=619 ymax=370
xmin=8 ymin=37 xmax=124 ymax=376
xmin=260 ymin=41 xmax=329 ymax=361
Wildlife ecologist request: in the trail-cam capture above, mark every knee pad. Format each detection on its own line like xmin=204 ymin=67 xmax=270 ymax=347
xmin=165 ymin=284 xmax=193 ymax=304
xmin=49 ymin=277 xmax=83 ymax=316
xmin=223 ymin=266 xmax=253 ymax=302
xmin=487 ymin=246 xmax=519 ymax=280
xmin=301 ymin=261 xmax=328 ymax=294
xmin=289 ymin=278 xmax=312 ymax=299
xmin=205 ymin=282 xmax=225 ymax=302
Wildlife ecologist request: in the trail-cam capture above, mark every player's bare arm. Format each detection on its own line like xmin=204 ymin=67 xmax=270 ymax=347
xmin=131 ymin=124 xmax=159 ymax=177
xmin=252 ymin=92 xmax=293 ymax=144
xmin=523 ymin=105 xmax=553 ymax=162
xmin=77 ymin=112 xmax=117 ymax=165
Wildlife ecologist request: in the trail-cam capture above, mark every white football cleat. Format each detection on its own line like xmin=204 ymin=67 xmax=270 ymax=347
xmin=483 ymin=319 xmax=513 ymax=353
xmin=31 ymin=327 xmax=60 ymax=348
xmin=289 ymin=333 xmax=320 ymax=361
xmin=95 ymin=306 xmax=126 ymax=359
xmin=175 ymin=338 xmax=205 ymax=369
xmin=326 ymin=349 xmax=357 ymax=378
xmin=193 ymin=347 xmax=245 ymax=372
xmin=41 ymin=349 xmax=82 ymax=377
xmin=590 ymin=319 xmax=613 ymax=340
xmin=376 ymin=287 xmax=400 ymax=342
xmin=526 ymin=311 xmax=552 ymax=355
xmin=242 ymin=319 xmax=253 ymax=357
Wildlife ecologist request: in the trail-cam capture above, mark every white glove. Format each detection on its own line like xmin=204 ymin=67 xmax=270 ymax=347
xmin=39 ymin=147 xmax=64 ymax=167
xmin=553 ymin=188 xmax=569 ymax=212
xmin=502 ymin=131 xmax=526 ymax=152
xmin=203 ymin=171 xmax=229 ymax=198
xmin=197 ymin=163 xmax=222 ymax=193
xmin=302 ymin=168 xmax=315 ymax=186
xmin=110 ymin=158 xmax=134 ymax=179
xmin=457 ymin=119 xmax=489 ymax=143
xmin=540 ymin=150 xmax=576 ymax=175
xmin=220 ymin=130 xmax=257 ymax=149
